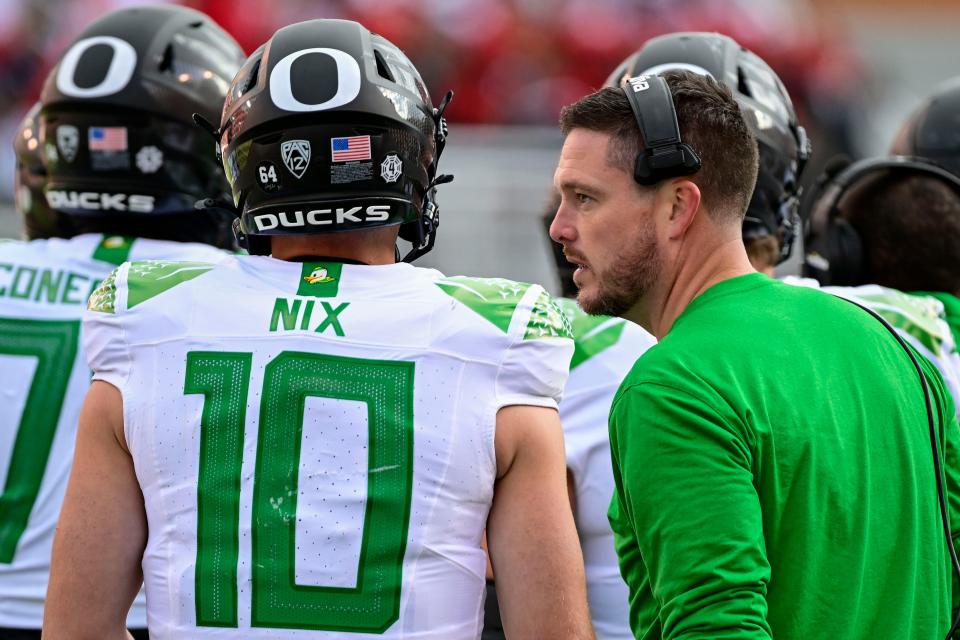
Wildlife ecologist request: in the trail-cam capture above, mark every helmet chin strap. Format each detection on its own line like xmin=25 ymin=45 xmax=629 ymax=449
xmin=192 ymin=112 xmax=224 ymax=163
xmin=400 ymin=90 xmax=455 ymax=263
xmin=400 ymin=174 xmax=453 ymax=263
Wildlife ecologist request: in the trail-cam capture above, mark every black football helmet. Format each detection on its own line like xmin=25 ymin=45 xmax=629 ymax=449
xmin=14 ymin=103 xmax=65 ymax=240
xmin=606 ymin=32 xmax=810 ymax=264
xmin=892 ymin=76 xmax=960 ymax=177
xmin=215 ymin=19 xmax=451 ymax=260
xmin=34 ymin=4 xmax=246 ymax=246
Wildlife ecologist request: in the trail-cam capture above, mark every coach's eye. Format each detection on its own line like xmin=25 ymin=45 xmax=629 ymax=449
xmin=576 ymin=192 xmax=593 ymax=205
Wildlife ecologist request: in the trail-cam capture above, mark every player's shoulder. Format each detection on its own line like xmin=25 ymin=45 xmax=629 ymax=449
xmin=0 ymin=236 xmax=28 ymax=256
xmin=88 ymin=256 xmax=226 ymax=315
xmin=554 ymin=298 xmax=654 ymax=372
xmin=825 ymin=284 xmax=954 ymax=356
xmin=127 ymin=238 xmax=230 ymax=263
xmin=0 ymin=234 xmax=96 ymax=265
xmin=433 ymin=275 xmax=572 ymax=342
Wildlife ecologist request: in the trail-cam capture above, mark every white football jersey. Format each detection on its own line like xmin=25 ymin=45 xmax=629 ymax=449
xmin=83 ymin=256 xmax=573 ymax=640
xmin=555 ymin=299 xmax=655 ymax=640
xmin=0 ymin=234 xmax=227 ymax=629
xmin=783 ymin=277 xmax=960 ymax=414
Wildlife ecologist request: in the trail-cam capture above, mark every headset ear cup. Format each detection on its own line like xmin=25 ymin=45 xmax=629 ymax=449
xmin=825 ymin=218 xmax=864 ymax=286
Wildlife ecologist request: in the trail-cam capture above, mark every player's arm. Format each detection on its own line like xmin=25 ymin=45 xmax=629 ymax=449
xmin=43 ymin=381 xmax=145 ymax=640
xmin=612 ymin=382 xmax=771 ymax=639
xmin=487 ymin=404 xmax=594 ymax=639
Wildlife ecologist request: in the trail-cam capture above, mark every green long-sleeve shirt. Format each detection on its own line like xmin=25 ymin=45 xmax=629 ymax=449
xmin=609 ymin=273 xmax=960 ymax=639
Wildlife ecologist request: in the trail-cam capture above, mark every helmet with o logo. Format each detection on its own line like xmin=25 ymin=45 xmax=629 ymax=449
xmin=216 ymin=19 xmax=451 ymax=260
xmin=36 ymin=4 xmax=245 ymax=246
xmin=606 ymin=32 xmax=810 ymax=265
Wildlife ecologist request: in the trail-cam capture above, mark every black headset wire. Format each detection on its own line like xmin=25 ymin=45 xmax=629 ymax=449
xmin=838 ymin=296 xmax=960 ymax=639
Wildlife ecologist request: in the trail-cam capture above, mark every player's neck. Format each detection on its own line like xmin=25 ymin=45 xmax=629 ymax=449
xmin=270 ymin=231 xmax=398 ymax=265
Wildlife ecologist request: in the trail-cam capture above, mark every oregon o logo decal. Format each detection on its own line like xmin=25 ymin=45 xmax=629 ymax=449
xmin=269 ymin=48 xmax=361 ymax=112
xmin=56 ymin=36 xmax=138 ymax=98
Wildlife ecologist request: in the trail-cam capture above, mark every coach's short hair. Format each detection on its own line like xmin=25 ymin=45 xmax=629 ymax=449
xmin=559 ymin=70 xmax=759 ymax=225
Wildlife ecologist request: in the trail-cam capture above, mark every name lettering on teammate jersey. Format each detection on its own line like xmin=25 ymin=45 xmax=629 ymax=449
xmin=0 ymin=263 xmax=98 ymax=305
xmin=253 ymin=205 xmax=390 ymax=231
xmin=45 ymin=190 xmax=155 ymax=213
xmin=269 ymin=297 xmax=350 ymax=336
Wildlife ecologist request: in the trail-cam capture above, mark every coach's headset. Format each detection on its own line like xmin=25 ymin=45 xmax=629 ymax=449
xmin=625 ymin=75 xmax=960 ymax=639
xmin=621 ymin=75 xmax=701 ymax=185
xmin=804 ymin=155 xmax=960 ymax=286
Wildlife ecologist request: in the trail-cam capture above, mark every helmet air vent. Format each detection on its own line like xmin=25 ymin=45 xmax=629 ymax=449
xmin=737 ymin=66 xmax=752 ymax=99
xmin=158 ymin=43 xmax=174 ymax=73
xmin=241 ymin=59 xmax=261 ymax=96
xmin=374 ymin=49 xmax=395 ymax=83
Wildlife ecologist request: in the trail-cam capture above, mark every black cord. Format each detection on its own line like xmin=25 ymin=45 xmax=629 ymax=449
xmin=838 ymin=296 xmax=960 ymax=639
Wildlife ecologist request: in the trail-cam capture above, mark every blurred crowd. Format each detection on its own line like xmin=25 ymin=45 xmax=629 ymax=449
xmin=0 ymin=0 xmax=866 ymax=201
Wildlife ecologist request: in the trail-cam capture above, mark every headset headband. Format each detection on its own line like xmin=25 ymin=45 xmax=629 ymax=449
xmin=622 ymin=74 xmax=701 ymax=185
xmin=810 ymin=156 xmax=960 ymax=239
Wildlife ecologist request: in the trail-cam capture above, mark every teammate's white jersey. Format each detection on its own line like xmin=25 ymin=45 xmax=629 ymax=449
xmin=0 ymin=234 xmax=227 ymax=629
xmin=555 ymin=299 xmax=656 ymax=640
xmin=83 ymin=255 xmax=573 ymax=640
xmin=784 ymin=277 xmax=960 ymax=414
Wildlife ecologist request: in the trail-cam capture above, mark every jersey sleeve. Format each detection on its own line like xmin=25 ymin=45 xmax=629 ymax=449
xmin=82 ymin=263 xmax=131 ymax=390
xmin=495 ymin=287 xmax=574 ymax=409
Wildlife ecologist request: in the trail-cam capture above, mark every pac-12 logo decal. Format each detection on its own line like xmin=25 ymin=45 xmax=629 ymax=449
xmin=281 ymin=140 xmax=311 ymax=179
xmin=56 ymin=126 xmax=79 ymax=163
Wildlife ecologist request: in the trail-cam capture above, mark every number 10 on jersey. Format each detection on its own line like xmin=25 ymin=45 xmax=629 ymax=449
xmin=184 ymin=350 xmax=415 ymax=632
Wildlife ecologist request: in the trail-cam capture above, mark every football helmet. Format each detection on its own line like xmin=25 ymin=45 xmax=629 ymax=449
xmin=13 ymin=103 xmax=66 ymax=239
xmin=35 ymin=4 xmax=246 ymax=246
xmin=892 ymin=76 xmax=960 ymax=177
xmin=607 ymin=32 xmax=810 ymax=264
xmin=214 ymin=19 xmax=451 ymax=260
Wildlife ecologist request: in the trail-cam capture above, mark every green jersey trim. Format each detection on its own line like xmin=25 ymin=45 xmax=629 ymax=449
xmin=126 ymin=260 xmax=215 ymax=309
xmin=435 ymin=277 xmax=532 ymax=334
xmin=92 ymin=236 xmax=135 ymax=266
xmin=556 ymin=298 xmax=627 ymax=368
xmin=914 ymin=291 xmax=960 ymax=350
xmin=524 ymin=290 xmax=573 ymax=341
xmin=87 ymin=268 xmax=119 ymax=314
xmin=851 ymin=289 xmax=950 ymax=355
xmin=296 ymin=262 xmax=343 ymax=298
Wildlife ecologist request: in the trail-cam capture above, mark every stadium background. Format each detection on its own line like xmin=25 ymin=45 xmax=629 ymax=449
xmin=0 ymin=0 xmax=956 ymax=289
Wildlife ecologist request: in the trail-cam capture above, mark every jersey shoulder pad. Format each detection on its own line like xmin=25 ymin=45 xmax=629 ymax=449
xmin=555 ymin=297 xmax=642 ymax=370
xmin=435 ymin=276 xmax=572 ymax=340
xmin=831 ymin=284 xmax=953 ymax=355
xmin=87 ymin=259 xmax=217 ymax=315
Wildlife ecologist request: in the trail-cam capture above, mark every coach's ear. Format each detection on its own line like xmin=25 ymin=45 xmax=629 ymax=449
xmin=661 ymin=178 xmax=701 ymax=240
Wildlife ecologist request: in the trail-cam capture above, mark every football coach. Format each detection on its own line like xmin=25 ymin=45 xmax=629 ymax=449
xmin=549 ymin=69 xmax=960 ymax=639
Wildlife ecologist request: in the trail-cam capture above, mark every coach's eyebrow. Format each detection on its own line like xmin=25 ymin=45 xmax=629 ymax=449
xmin=556 ymin=179 xmax=603 ymax=196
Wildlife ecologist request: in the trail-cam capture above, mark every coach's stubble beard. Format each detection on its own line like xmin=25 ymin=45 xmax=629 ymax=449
xmin=577 ymin=218 xmax=663 ymax=318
